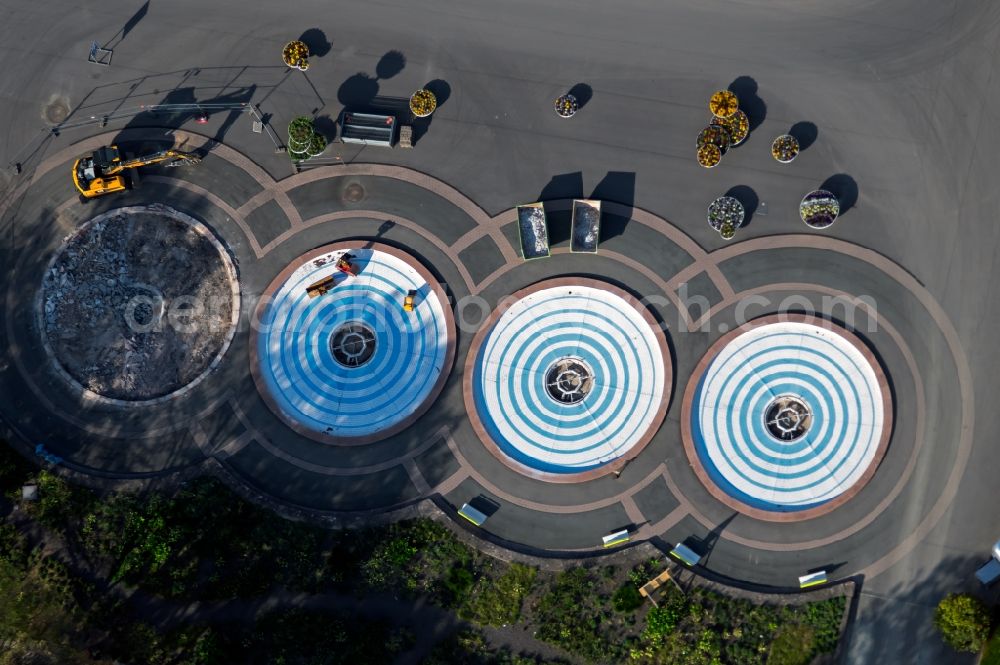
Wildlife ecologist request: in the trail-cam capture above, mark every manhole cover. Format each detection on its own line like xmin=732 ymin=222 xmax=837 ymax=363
xmin=544 ymin=357 xmax=594 ymax=404
xmin=330 ymin=321 xmax=377 ymax=367
xmin=342 ymin=183 xmax=366 ymax=203
xmin=43 ymin=98 xmax=70 ymax=125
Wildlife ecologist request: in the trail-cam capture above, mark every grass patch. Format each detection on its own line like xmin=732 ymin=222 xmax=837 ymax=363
xmin=983 ymin=628 xmax=1000 ymax=665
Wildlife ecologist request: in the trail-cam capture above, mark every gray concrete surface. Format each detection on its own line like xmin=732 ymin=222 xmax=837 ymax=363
xmin=2 ymin=1 xmax=1000 ymax=663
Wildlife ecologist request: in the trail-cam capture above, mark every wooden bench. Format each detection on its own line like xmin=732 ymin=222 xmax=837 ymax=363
xmin=305 ymin=275 xmax=336 ymax=298
xmin=638 ymin=569 xmax=674 ymax=606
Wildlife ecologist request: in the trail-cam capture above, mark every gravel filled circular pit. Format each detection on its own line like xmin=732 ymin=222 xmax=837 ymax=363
xmin=40 ymin=205 xmax=239 ymax=403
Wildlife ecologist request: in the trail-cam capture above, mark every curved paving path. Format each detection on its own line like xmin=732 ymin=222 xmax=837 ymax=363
xmin=0 ymin=131 xmax=972 ymax=606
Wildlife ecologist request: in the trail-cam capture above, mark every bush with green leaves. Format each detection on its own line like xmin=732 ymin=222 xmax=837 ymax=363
xmin=460 ymin=563 xmax=536 ymax=626
xmin=934 ymin=593 xmax=992 ymax=653
xmin=612 ymin=582 xmax=644 ymax=612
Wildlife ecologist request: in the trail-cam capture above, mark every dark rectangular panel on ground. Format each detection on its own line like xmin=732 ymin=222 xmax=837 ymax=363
xmin=412 ymin=440 xmax=461 ymax=489
xmin=149 ymin=152 xmax=263 ymax=209
xmin=632 ymin=475 xmax=680 ymax=526
xmin=244 ymin=198 xmax=289 ymax=249
xmin=285 ymin=176 xmax=477 ymax=244
xmin=458 ymin=235 xmax=505 ymax=285
xmin=225 ymin=441 xmax=421 ymax=512
xmin=445 ymin=477 xmax=632 ymax=551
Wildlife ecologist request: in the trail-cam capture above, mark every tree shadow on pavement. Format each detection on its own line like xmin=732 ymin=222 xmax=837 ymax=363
xmin=298 ymin=28 xmax=331 ymax=58
xmin=337 ymin=73 xmax=379 ymax=109
xmin=375 ymin=50 xmax=406 ymax=80
xmin=728 ymin=76 xmax=766 ymax=132
xmin=112 ymin=85 xmax=257 ymax=153
xmin=821 ymin=173 xmax=859 ymax=215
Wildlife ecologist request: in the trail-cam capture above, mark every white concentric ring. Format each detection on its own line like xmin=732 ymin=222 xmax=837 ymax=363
xmin=689 ymin=320 xmax=889 ymax=513
xmin=253 ymin=246 xmax=454 ymax=443
xmin=468 ymin=281 xmax=670 ymax=479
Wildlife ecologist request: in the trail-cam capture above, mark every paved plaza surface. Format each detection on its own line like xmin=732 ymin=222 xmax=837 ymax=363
xmin=2 ymin=1 xmax=1000 ymax=663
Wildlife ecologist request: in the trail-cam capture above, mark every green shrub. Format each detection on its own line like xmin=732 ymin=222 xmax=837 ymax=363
xmin=643 ymin=588 xmax=687 ymax=641
xmin=982 ymin=627 xmax=1000 ymax=665
xmin=934 ymin=593 xmax=992 ymax=653
xmin=461 ymin=563 xmax=536 ymax=626
xmin=768 ymin=623 xmax=816 ymax=665
xmin=612 ymin=582 xmax=644 ymax=612
xmin=28 ymin=471 xmax=92 ymax=528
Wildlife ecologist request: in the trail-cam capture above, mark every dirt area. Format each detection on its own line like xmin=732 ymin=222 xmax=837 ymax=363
xmin=41 ymin=205 xmax=237 ymax=401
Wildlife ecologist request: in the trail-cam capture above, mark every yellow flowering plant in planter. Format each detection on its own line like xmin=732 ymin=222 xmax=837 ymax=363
xmin=409 ymin=89 xmax=437 ymax=117
xmin=282 ymin=41 xmax=310 ymax=70
xmin=709 ymin=90 xmax=739 ymax=118
xmin=697 ymin=144 xmax=722 ymax=168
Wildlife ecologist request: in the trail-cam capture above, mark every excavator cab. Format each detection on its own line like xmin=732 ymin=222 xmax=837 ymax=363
xmin=74 ymin=146 xmax=128 ymax=198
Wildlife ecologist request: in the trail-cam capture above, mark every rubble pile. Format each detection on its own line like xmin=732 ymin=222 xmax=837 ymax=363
xmin=42 ymin=206 xmax=236 ymax=400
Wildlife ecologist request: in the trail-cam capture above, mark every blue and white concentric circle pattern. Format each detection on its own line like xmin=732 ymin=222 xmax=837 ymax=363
xmin=473 ymin=285 xmax=667 ymax=474
xmin=257 ymin=249 xmax=451 ymax=440
xmin=691 ymin=322 xmax=886 ymax=512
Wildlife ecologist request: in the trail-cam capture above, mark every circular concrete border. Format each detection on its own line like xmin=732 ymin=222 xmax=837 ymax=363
xmin=463 ymin=277 xmax=672 ymax=483
xmin=681 ymin=313 xmax=894 ymax=522
xmin=250 ymin=241 xmax=457 ymax=446
xmin=35 ymin=204 xmax=241 ymax=408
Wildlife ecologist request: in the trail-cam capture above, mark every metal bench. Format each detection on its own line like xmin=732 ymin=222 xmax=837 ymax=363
xmin=458 ymin=503 xmax=489 ymax=526
xmin=669 ymin=543 xmax=702 ymax=567
xmin=798 ymin=571 xmax=828 ymax=588
xmin=602 ymin=529 xmax=630 ymax=548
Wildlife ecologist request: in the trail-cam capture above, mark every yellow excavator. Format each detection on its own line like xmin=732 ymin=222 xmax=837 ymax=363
xmin=72 ymin=145 xmax=201 ymax=199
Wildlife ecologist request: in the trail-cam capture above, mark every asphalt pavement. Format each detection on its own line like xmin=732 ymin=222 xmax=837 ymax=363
xmin=2 ymin=1 xmax=1000 ymax=663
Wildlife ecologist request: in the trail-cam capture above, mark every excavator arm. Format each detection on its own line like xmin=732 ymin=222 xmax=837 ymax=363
xmin=105 ymin=149 xmax=201 ymax=174
xmin=73 ymin=145 xmax=201 ymax=199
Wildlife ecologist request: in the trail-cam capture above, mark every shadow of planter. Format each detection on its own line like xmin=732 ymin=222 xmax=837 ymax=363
xmin=728 ymin=76 xmax=766 ymax=132
xmin=725 ymin=185 xmax=760 ymax=227
xmin=820 ymin=174 xmax=859 ymax=215
xmin=790 ymin=121 xmax=818 ymax=151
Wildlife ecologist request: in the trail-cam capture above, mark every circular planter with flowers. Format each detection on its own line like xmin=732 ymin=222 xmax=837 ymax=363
xmin=554 ymin=94 xmax=578 ymax=118
xmin=697 ymin=144 xmax=722 ymax=169
xmin=409 ymin=89 xmax=438 ymax=118
xmin=697 ymin=125 xmax=731 ymax=152
xmin=799 ymin=189 xmax=840 ymax=229
xmin=709 ymin=90 xmax=739 ymax=118
xmin=712 ymin=110 xmax=749 ymax=146
xmin=282 ymin=41 xmax=310 ymax=71
xmin=707 ymin=196 xmax=745 ymax=234
xmin=771 ymin=134 xmax=800 ymax=163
